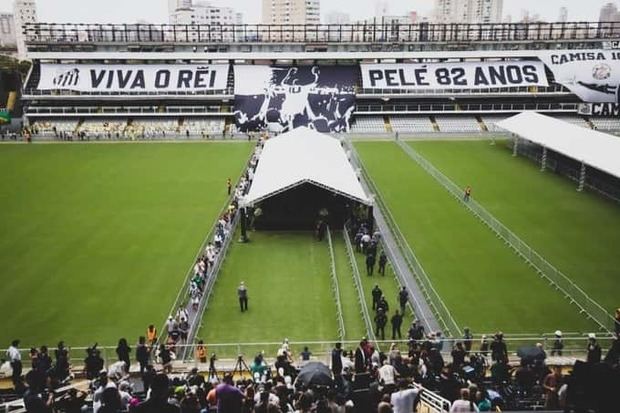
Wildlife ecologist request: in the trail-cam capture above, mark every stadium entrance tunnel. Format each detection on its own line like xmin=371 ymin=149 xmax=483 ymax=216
xmin=248 ymin=181 xmax=367 ymax=230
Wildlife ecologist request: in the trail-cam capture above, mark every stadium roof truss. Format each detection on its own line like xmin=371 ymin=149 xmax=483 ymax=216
xmin=497 ymin=112 xmax=620 ymax=180
xmin=241 ymin=127 xmax=371 ymax=207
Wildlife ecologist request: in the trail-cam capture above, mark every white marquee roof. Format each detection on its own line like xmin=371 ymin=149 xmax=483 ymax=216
xmin=497 ymin=112 xmax=620 ymax=179
xmin=241 ymin=128 xmax=370 ymax=207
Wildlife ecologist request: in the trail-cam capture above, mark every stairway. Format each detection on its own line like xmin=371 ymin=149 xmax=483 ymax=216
xmin=383 ymin=115 xmax=392 ymax=133
xmin=429 ymin=116 xmax=440 ymax=132
xmin=476 ymin=115 xmax=488 ymax=132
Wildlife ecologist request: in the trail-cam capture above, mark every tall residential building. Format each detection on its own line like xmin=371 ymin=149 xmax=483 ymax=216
xmin=433 ymin=0 xmax=502 ymax=24
xmin=13 ymin=0 xmax=37 ymax=59
xmin=169 ymin=1 xmax=243 ymax=26
xmin=558 ymin=6 xmax=568 ymax=22
xmin=168 ymin=0 xmax=193 ymax=19
xmin=599 ymin=2 xmax=619 ymax=22
xmin=261 ymin=0 xmax=320 ymax=25
xmin=0 ymin=13 xmax=16 ymax=47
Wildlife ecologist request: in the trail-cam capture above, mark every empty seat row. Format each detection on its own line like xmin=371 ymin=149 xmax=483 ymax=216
xmin=390 ymin=116 xmax=435 ymax=133
xmin=350 ymin=116 xmax=386 ymax=133
xmin=434 ymin=116 xmax=481 ymax=132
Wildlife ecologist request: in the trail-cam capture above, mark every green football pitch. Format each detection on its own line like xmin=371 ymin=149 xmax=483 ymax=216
xmin=0 ymin=142 xmax=252 ymax=347
xmin=355 ymin=140 xmax=614 ymax=335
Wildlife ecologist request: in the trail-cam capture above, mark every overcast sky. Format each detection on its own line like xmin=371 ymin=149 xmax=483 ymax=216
xmin=0 ymin=0 xmax=613 ymax=24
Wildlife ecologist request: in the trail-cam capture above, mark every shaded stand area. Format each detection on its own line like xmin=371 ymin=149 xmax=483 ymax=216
xmin=250 ymin=182 xmax=361 ymax=230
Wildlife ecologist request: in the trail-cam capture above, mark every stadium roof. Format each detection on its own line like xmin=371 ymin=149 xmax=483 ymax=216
xmin=497 ymin=112 xmax=620 ymax=179
xmin=241 ymin=128 xmax=371 ymax=207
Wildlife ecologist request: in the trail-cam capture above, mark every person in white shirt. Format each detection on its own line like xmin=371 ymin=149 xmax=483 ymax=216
xmin=6 ymin=340 xmax=21 ymax=385
xmin=378 ymin=360 xmax=398 ymax=387
xmin=450 ymin=388 xmax=479 ymax=413
xmin=390 ymin=380 xmax=419 ymax=413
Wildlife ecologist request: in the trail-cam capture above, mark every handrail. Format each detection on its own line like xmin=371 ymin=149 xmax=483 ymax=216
xmin=396 ymin=140 xmax=615 ymax=333
xmin=345 ymin=139 xmax=462 ymax=337
xmin=326 ymin=225 xmax=346 ymax=342
xmin=343 ymin=222 xmax=378 ymax=348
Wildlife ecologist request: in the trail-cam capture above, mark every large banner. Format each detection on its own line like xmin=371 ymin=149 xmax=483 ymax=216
xmin=538 ymin=50 xmax=620 ymax=103
xmin=38 ymin=64 xmax=229 ymax=92
xmin=233 ymin=65 xmax=356 ymax=133
xmin=361 ymin=61 xmax=548 ymax=90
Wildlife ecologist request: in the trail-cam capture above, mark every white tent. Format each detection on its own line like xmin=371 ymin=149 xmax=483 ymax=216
xmin=497 ymin=112 xmax=620 ymax=179
xmin=241 ymin=127 xmax=371 ymax=207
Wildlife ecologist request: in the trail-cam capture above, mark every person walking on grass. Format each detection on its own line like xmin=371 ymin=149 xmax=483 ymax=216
xmin=227 ymin=178 xmax=232 ymax=195
xmin=366 ymin=253 xmax=376 ymax=276
xmin=372 ymin=284 xmax=382 ymax=310
xmin=375 ymin=309 xmax=387 ymax=341
xmin=378 ymin=251 xmax=387 ymax=276
xmin=391 ymin=310 xmax=403 ymax=340
xmin=238 ymin=281 xmax=248 ymax=312
xmin=463 ymin=185 xmax=472 ymax=202
xmin=398 ymin=286 xmax=408 ymax=314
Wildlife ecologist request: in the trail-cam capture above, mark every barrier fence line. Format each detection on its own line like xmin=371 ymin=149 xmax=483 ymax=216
xmin=345 ymin=139 xmax=462 ymax=338
xmin=326 ymin=225 xmax=346 ymax=342
xmin=343 ymin=222 xmax=378 ymax=347
xmin=396 ymin=139 xmax=615 ymax=334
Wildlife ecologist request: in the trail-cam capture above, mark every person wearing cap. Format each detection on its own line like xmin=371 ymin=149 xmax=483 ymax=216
xmin=238 ymin=281 xmax=248 ymax=312
xmin=551 ymin=331 xmax=564 ymax=356
xmin=586 ymin=333 xmax=601 ymax=363
xmin=6 ymin=340 xmax=21 ymax=386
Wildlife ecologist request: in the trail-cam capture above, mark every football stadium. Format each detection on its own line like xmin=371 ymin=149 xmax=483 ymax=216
xmin=1 ymin=4 xmax=620 ymax=413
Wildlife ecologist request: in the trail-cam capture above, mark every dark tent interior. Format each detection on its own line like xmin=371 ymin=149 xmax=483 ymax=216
xmin=250 ymin=182 xmax=363 ymax=230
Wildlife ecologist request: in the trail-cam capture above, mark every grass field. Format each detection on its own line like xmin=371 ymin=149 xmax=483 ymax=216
xmin=355 ymin=141 xmax=596 ymax=334
xmin=0 ymin=142 xmax=252 ymax=347
xmin=410 ymin=140 xmax=620 ymax=315
xmin=197 ymin=231 xmax=340 ymax=356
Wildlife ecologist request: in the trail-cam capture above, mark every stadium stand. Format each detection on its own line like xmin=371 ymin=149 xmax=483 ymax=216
xmin=481 ymin=115 xmax=512 ymax=132
xmin=390 ymin=115 xmax=435 ymax=133
xmin=182 ymin=118 xmax=226 ymax=136
xmin=589 ymin=118 xmax=620 ymax=132
xmin=30 ymin=120 xmax=78 ymax=137
xmin=78 ymin=120 xmax=127 ymax=139
xmin=553 ymin=115 xmax=591 ymax=129
xmin=349 ymin=116 xmax=386 ymax=133
xmin=434 ymin=116 xmax=482 ymax=133
xmin=128 ymin=119 xmax=180 ymax=139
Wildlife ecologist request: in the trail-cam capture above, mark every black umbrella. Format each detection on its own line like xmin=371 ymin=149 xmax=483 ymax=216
xmin=296 ymin=362 xmax=334 ymax=387
xmin=517 ymin=346 xmax=546 ymax=362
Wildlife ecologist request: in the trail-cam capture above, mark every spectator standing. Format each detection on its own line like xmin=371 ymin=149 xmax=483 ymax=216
xmin=354 ymin=341 xmax=367 ymax=373
xmin=378 ymin=251 xmax=387 ymax=276
xmin=391 ymin=310 xmax=403 ymax=340
xmin=331 ymin=343 xmax=343 ymax=377
xmin=490 ymin=332 xmax=508 ymax=364
xmin=390 ymin=380 xmax=419 ymax=413
xmin=116 ymin=338 xmax=131 ymax=371
xmin=131 ymin=373 xmax=180 ymax=412
xmin=146 ymin=324 xmax=157 ymax=347
xmin=136 ymin=336 xmax=149 ymax=375
xmin=6 ymin=339 xmax=21 ymax=386
xmin=551 ymin=330 xmax=564 ymax=356
xmin=215 ymin=374 xmax=244 ymax=413
xmin=543 ymin=366 xmax=563 ymax=409
xmin=586 ymin=333 xmax=601 ymax=363
xmin=238 ymin=281 xmax=249 ymax=312
xmin=479 ymin=335 xmax=489 ymax=357
xmin=463 ymin=327 xmax=473 ymax=353
xmin=450 ymin=388 xmax=479 ymax=412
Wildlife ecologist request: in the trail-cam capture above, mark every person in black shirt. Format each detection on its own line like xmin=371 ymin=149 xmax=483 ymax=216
xmin=331 ymin=343 xmax=343 ymax=377
xmin=366 ymin=253 xmax=376 ymax=276
xmin=398 ymin=286 xmax=408 ymax=314
xmin=586 ymin=333 xmax=602 ymax=363
xmin=462 ymin=328 xmax=473 ymax=354
xmin=391 ymin=310 xmax=403 ymax=340
xmin=378 ymin=252 xmax=387 ymax=276
xmin=116 ymin=338 xmax=131 ymax=371
xmin=136 ymin=336 xmax=150 ymax=375
xmin=371 ymin=285 xmax=382 ymax=310
xmin=84 ymin=346 xmax=104 ymax=380
xmin=54 ymin=342 xmax=70 ymax=382
xmin=131 ymin=374 xmax=180 ymax=413
xmin=490 ymin=332 xmax=508 ymax=364
xmin=23 ymin=370 xmax=53 ymax=413
xmin=375 ymin=309 xmax=387 ymax=341
xmin=451 ymin=342 xmax=466 ymax=368
xmin=377 ymin=296 xmax=389 ymax=314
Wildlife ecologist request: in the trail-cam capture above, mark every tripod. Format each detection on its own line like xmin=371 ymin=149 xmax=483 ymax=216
xmin=232 ymin=354 xmax=250 ymax=378
xmin=208 ymin=355 xmax=218 ymax=381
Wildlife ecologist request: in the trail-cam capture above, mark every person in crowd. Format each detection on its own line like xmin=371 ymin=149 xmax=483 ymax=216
xmin=551 ymin=330 xmax=564 ymax=356
xmin=366 ymin=253 xmax=376 ymax=276
xmin=354 ymin=340 xmax=367 ymax=373
xmin=159 ymin=344 xmax=173 ymax=374
xmin=615 ymin=307 xmax=620 ymax=336
xmin=586 ymin=333 xmax=602 ymax=363
xmin=604 ymin=333 xmax=620 ymax=367
xmin=136 ymin=336 xmax=149 ymax=375
xmin=116 ymin=338 xmax=131 ymax=371
xmin=490 ymin=332 xmax=508 ymax=364
xmin=215 ymin=373 xmax=244 ymax=412
xmin=84 ymin=345 xmax=104 ymax=380
xmin=479 ymin=335 xmax=489 ymax=357
xmin=377 ymin=295 xmax=389 ymax=314
xmin=391 ymin=309 xmax=403 ymax=340
xmin=361 ymin=232 xmax=371 ymax=254
xmin=23 ymin=370 xmax=54 ymax=413
xmin=476 ymin=390 xmax=492 ymax=412
xmin=452 ymin=341 xmax=467 ymax=369
xmin=375 ymin=308 xmax=388 ymax=341
xmin=54 ymin=341 xmax=71 ymax=382
xmin=331 ymin=342 xmax=343 ymax=378
xmin=463 ymin=186 xmax=472 ymax=202
xmin=372 ymin=284 xmax=382 ymax=310
xmin=451 ymin=388 xmax=479 ymax=412
xmin=146 ymin=324 xmax=157 ymax=347
xmin=398 ymin=286 xmax=408 ymax=315
xmin=543 ymin=365 xmax=563 ymax=409
xmin=238 ymin=281 xmax=249 ymax=312
xmin=195 ymin=340 xmax=207 ymax=363
xmin=300 ymin=346 xmax=312 ymax=362
xmin=131 ymin=373 xmax=180 ymax=412
xmin=391 ymin=379 xmax=419 ymax=413
xmin=166 ymin=316 xmax=177 ymax=338
xmin=99 ymin=386 xmax=122 ymax=413
xmin=378 ymin=251 xmax=387 ymax=276
xmin=463 ymin=327 xmax=473 ymax=353
xmin=6 ymin=339 xmax=22 ymax=386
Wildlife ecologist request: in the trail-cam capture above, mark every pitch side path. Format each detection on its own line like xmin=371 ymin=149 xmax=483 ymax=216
xmin=0 ymin=142 xmax=252 ymax=346
xmin=355 ymin=141 xmax=597 ymax=334
xmin=410 ymin=140 xmax=620 ymax=316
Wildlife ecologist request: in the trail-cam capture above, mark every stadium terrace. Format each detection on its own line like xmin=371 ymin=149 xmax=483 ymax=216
xmin=0 ymin=17 xmax=619 ymax=413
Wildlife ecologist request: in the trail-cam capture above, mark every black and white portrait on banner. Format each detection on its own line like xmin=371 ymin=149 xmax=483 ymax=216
xmin=233 ymin=65 xmax=357 ymax=133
